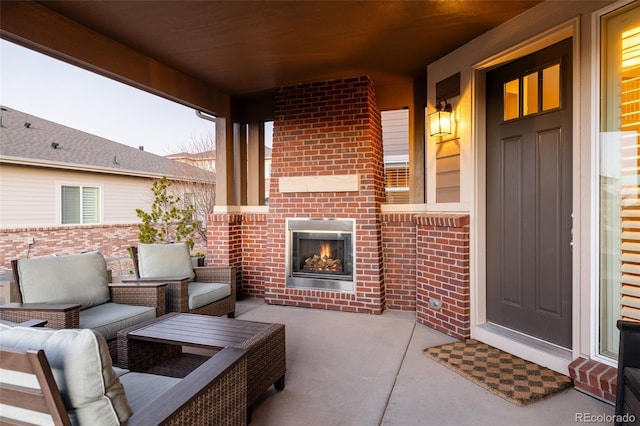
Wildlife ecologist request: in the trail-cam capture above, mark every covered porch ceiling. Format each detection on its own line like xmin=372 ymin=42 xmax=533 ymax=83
xmin=1 ymin=0 xmax=541 ymax=119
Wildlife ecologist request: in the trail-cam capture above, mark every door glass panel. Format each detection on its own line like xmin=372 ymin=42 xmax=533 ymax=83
xmin=523 ymin=72 xmax=539 ymax=116
xmin=599 ymin=2 xmax=640 ymax=359
xmin=504 ymin=79 xmax=519 ymax=120
xmin=543 ymin=64 xmax=561 ymax=111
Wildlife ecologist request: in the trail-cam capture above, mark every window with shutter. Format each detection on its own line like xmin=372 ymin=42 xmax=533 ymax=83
xmin=599 ymin=2 xmax=640 ymax=359
xmin=381 ymin=109 xmax=410 ymax=204
xmin=384 ymin=165 xmax=409 ymax=204
xmin=82 ymin=187 xmax=99 ymax=224
xmin=619 ymin=24 xmax=640 ymax=323
xmin=61 ymin=185 xmax=100 ymax=225
xmin=61 ymin=186 xmax=80 ymax=224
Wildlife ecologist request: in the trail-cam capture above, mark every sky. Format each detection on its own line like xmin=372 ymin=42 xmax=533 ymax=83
xmin=0 ymin=40 xmax=225 ymax=156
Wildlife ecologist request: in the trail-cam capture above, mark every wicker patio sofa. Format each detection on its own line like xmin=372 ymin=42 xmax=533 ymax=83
xmin=0 ymin=323 xmax=247 ymax=425
xmin=0 ymin=251 xmax=167 ymax=361
xmin=615 ymin=319 xmax=640 ymax=426
xmin=125 ymin=244 xmax=236 ymax=318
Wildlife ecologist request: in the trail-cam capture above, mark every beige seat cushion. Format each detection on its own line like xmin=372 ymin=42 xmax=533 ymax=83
xmin=137 ymin=243 xmax=195 ymax=282
xmin=188 ymin=282 xmax=231 ymax=310
xmin=0 ymin=326 xmax=132 ymax=425
xmin=17 ymin=252 xmax=110 ymax=310
xmin=80 ymin=302 xmax=157 ymax=341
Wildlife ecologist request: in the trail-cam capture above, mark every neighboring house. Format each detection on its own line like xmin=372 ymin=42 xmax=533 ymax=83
xmin=166 ymin=146 xmax=273 ymax=202
xmin=165 ymin=150 xmax=217 ymax=172
xmin=0 ymin=106 xmax=214 ymax=270
xmin=381 ymin=110 xmax=410 ymax=204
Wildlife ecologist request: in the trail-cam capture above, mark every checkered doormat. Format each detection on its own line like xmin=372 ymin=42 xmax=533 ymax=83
xmin=423 ymin=339 xmax=573 ymax=406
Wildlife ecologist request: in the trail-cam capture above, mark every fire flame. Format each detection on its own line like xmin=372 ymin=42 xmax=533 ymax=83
xmin=320 ymin=242 xmax=331 ymax=259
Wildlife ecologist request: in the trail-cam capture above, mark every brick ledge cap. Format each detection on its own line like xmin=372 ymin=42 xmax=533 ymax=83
xmin=414 ymin=213 xmax=469 ymax=227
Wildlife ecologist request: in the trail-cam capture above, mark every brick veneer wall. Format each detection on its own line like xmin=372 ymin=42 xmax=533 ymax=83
xmin=0 ymin=224 xmax=206 ymax=278
xmin=264 ymin=76 xmax=386 ymax=314
xmin=415 ymin=214 xmax=471 ymax=339
xmin=569 ymin=357 xmax=617 ymax=404
xmin=207 ymin=214 xmax=243 ymax=291
xmin=239 ymin=213 xmax=269 ymax=298
xmin=382 ymin=213 xmax=417 ymax=311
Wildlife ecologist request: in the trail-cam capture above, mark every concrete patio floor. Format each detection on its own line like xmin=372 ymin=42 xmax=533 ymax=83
xmin=235 ymin=297 xmax=615 ymax=426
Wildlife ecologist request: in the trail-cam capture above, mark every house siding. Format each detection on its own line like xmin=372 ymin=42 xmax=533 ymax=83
xmin=0 ymin=164 xmax=155 ymax=227
xmin=381 ymin=109 xmax=409 ymax=160
xmin=0 ymin=165 xmax=57 ymax=226
xmin=0 ymin=165 xmax=207 ymax=275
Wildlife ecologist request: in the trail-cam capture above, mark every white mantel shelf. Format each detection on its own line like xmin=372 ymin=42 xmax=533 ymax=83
xmin=278 ymin=174 xmax=360 ymax=193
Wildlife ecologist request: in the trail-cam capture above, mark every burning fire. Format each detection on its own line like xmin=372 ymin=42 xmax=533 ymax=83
xmin=303 ymin=241 xmax=343 ymax=273
xmin=320 ymin=242 xmax=331 ymax=259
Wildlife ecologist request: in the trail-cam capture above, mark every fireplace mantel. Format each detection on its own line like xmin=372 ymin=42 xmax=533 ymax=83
xmin=278 ymin=174 xmax=360 ymax=193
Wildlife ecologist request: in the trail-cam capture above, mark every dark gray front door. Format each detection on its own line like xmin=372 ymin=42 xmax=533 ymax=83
xmin=486 ymin=39 xmax=573 ymax=348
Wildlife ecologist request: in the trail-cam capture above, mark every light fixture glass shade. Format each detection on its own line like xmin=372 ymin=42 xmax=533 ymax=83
xmin=429 ymin=109 xmax=452 ymax=136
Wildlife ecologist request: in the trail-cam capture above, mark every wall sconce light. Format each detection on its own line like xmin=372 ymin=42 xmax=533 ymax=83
xmin=429 ymin=96 xmax=452 ymax=137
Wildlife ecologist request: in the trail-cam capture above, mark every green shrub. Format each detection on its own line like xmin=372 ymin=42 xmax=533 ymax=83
xmin=136 ymin=176 xmax=196 ymax=250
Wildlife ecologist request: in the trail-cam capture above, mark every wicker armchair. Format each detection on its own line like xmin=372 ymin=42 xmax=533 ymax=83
xmin=125 ymin=244 xmax=236 ymax=318
xmin=615 ymin=320 xmax=640 ymax=426
xmin=0 ymin=326 xmax=247 ymax=425
xmin=0 ymin=252 xmax=166 ymax=360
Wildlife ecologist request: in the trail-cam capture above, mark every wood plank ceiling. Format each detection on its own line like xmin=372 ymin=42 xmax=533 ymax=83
xmin=1 ymin=0 xmax=541 ymax=115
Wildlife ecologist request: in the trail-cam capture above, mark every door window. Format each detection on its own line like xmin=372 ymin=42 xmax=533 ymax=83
xmin=502 ymin=64 xmax=561 ymax=121
xmin=503 ymin=79 xmax=519 ymax=120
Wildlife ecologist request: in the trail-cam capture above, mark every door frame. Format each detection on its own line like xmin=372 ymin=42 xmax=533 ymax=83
xmin=471 ymin=18 xmax=580 ymax=374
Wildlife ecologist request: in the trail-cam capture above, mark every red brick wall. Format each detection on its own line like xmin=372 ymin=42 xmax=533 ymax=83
xmin=415 ymin=214 xmax=470 ymax=339
xmin=265 ymin=76 xmax=386 ymax=314
xmin=230 ymin=212 xmax=419 ymax=310
xmin=0 ymin=224 xmax=135 ymax=279
xmin=569 ymin=357 xmax=617 ymax=404
xmin=207 ymin=214 xmax=243 ymax=291
xmin=0 ymin=224 xmax=206 ymax=278
xmin=382 ymin=213 xmax=416 ymax=311
xmin=240 ymin=214 xmax=269 ymax=298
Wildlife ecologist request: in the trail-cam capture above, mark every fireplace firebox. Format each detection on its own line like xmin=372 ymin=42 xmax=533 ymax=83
xmin=286 ymin=218 xmax=355 ymax=291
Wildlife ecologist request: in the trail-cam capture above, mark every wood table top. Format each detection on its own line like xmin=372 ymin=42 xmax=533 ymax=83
xmin=127 ymin=312 xmax=278 ymax=349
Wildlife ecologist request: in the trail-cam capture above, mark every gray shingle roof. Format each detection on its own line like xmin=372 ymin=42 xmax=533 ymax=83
xmin=0 ymin=105 xmax=214 ymax=182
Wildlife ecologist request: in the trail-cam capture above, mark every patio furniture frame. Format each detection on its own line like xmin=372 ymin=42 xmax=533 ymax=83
xmin=0 ymin=345 xmax=248 ymax=426
xmin=117 ymin=312 xmax=286 ymax=419
xmin=0 ymin=260 xmax=167 ymax=360
xmin=126 ymin=246 xmax=237 ymax=317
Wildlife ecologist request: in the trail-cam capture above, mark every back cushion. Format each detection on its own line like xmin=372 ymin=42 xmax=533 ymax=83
xmin=17 ymin=252 xmax=110 ymax=310
xmin=137 ymin=243 xmax=195 ymax=282
xmin=0 ymin=326 xmax=133 ymax=425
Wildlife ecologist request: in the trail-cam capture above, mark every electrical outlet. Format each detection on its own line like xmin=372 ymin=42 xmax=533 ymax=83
xmin=429 ymin=298 xmax=442 ymax=310
xmin=27 ymin=237 xmax=35 ymax=245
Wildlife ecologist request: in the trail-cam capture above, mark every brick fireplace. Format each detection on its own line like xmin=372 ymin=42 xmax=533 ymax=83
xmin=285 ymin=218 xmax=355 ymax=292
xmin=264 ymin=76 xmax=386 ymax=314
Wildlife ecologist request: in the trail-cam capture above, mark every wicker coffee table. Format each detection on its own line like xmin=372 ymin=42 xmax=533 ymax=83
xmin=117 ymin=312 xmax=286 ymax=415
